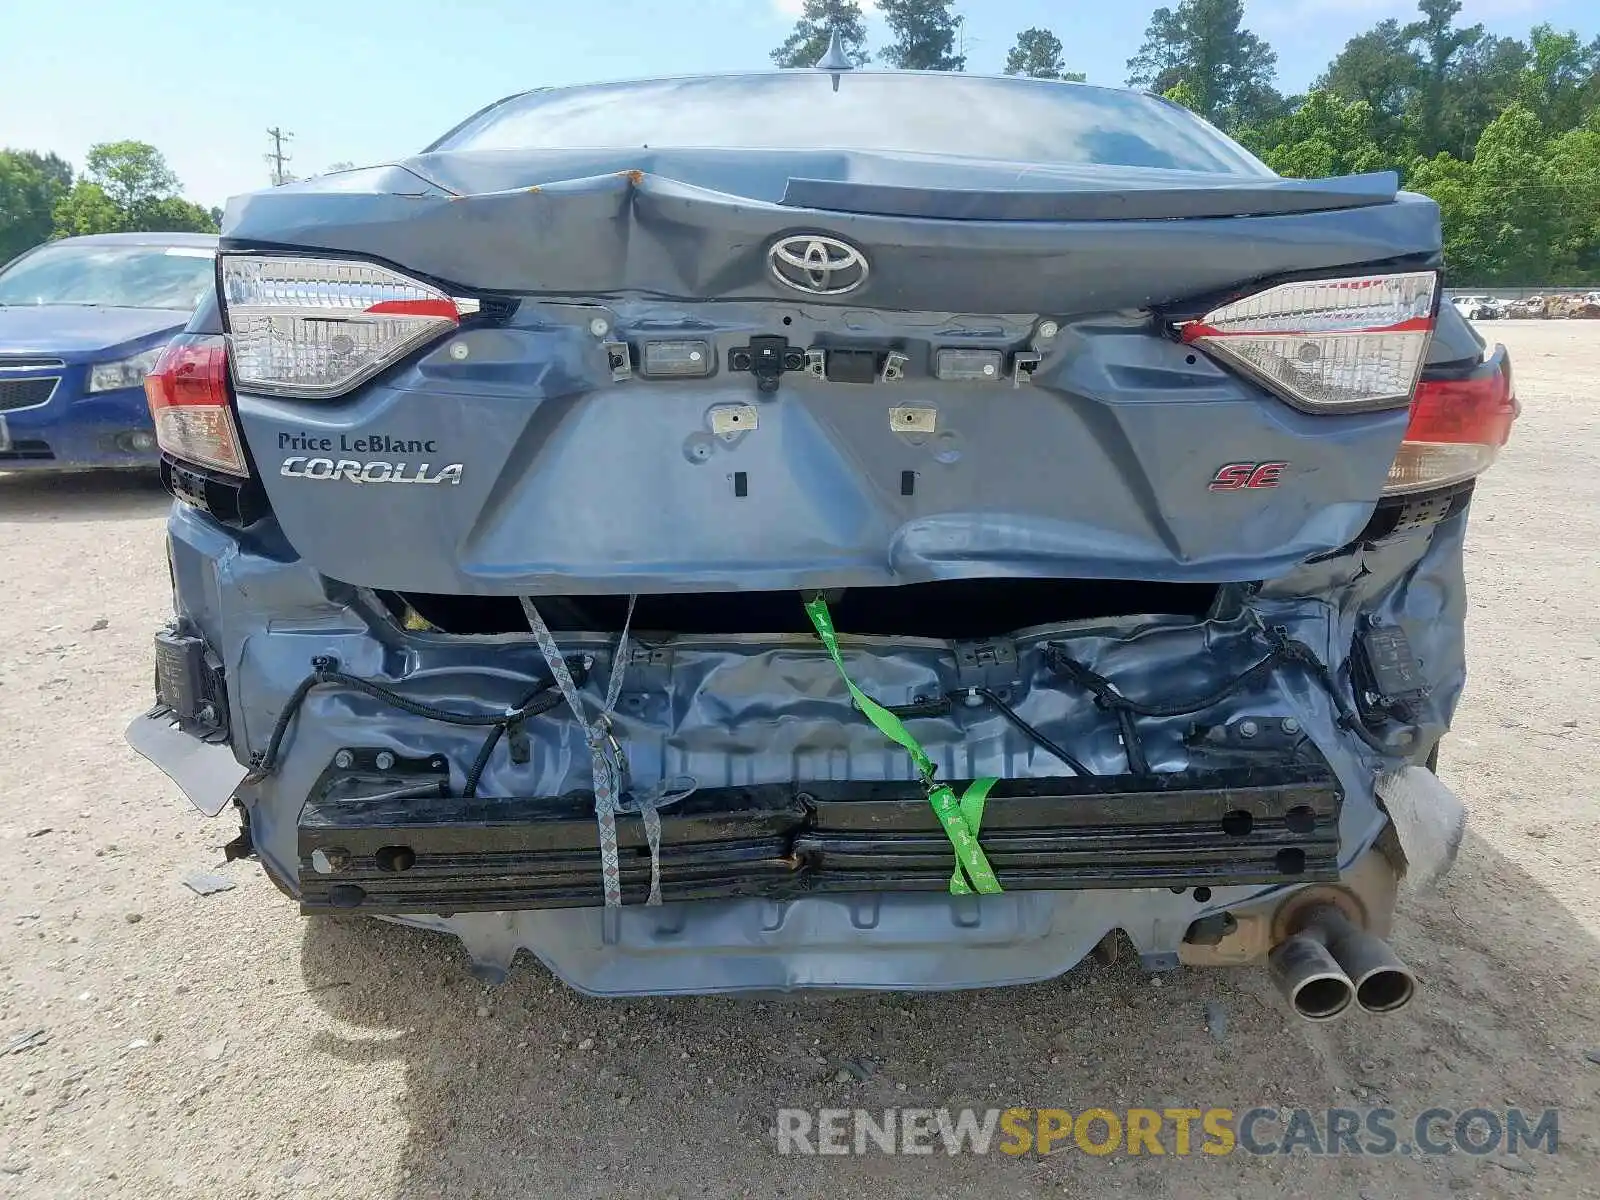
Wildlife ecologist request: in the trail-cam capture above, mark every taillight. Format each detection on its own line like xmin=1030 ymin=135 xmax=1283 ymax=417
xmin=1182 ymin=271 xmax=1437 ymax=412
xmin=1385 ymin=351 xmax=1517 ymax=494
xmin=144 ymin=334 xmax=248 ymax=477
xmin=219 ymin=256 xmax=478 ymax=399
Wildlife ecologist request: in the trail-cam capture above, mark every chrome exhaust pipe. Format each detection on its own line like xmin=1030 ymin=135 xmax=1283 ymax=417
xmin=1268 ymin=934 xmax=1355 ymax=1021
xmin=1303 ymin=905 xmax=1417 ymax=1014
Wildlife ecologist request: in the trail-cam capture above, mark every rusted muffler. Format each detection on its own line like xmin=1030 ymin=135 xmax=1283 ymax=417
xmin=1270 ymin=904 xmax=1417 ymax=1019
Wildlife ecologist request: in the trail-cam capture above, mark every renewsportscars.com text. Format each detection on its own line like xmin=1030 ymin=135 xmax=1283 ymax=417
xmin=775 ymin=1106 xmax=1559 ymax=1158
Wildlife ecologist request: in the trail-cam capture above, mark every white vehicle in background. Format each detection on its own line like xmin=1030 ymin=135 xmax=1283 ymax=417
xmin=1451 ymin=295 xmax=1501 ymax=320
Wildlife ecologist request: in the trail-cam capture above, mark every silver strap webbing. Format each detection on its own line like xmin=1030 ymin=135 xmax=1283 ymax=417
xmin=520 ymin=595 xmax=636 ymax=909
xmin=618 ymin=776 xmax=698 ymax=906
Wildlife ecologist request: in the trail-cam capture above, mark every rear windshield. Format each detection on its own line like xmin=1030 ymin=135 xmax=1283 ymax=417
xmin=433 ymin=73 xmax=1270 ymax=176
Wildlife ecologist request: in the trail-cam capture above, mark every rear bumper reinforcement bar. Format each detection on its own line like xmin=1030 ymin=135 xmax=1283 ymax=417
xmin=292 ymin=755 xmax=1341 ymax=915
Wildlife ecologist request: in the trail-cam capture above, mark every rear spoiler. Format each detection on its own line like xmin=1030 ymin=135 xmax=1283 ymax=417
xmin=780 ymin=172 xmax=1401 ymax=222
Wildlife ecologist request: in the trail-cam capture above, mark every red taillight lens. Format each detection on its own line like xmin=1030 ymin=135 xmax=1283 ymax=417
xmin=1385 ymin=351 xmax=1517 ymax=494
xmin=144 ymin=334 xmax=249 ymax=477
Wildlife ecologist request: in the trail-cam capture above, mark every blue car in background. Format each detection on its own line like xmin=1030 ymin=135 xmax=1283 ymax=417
xmin=0 ymin=231 xmax=216 ymax=470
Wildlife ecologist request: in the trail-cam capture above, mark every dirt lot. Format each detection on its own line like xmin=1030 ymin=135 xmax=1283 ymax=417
xmin=0 ymin=321 xmax=1596 ymax=1199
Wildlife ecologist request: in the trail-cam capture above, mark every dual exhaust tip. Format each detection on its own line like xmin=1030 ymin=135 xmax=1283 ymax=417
xmin=1268 ymin=905 xmax=1416 ymax=1021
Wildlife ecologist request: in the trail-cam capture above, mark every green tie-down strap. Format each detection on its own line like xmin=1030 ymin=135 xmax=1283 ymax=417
xmin=804 ymin=596 xmax=1003 ymax=895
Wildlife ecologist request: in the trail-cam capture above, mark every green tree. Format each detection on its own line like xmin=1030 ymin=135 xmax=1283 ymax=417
xmin=1003 ymin=27 xmax=1084 ymax=82
xmin=771 ymin=0 xmax=870 ymax=68
xmin=132 ymin=196 xmax=219 ymax=234
xmin=1439 ymin=35 xmax=1529 ymax=159
xmin=1186 ymin=0 xmax=1600 ymax=284
xmin=1239 ymin=91 xmax=1389 ymax=179
xmin=46 ymin=140 xmax=218 ymax=237
xmin=1406 ymin=151 xmax=1484 ymax=277
xmin=1407 ymin=102 xmax=1571 ymax=284
xmin=1466 ymin=102 xmax=1565 ymax=281
xmin=1517 ymin=25 xmax=1600 ymax=132
xmin=84 ymin=141 xmax=179 ymax=212
xmin=1161 ymin=80 xmax=1205 ymax=113
xmin=1318 ymin=9 xmax=1539 ymax=162
xmin=1542 ymin=120 xmax=1600 ymax=279
xmin=1404 ymin=0 xmax=1483 ymax=156
xmin=51 ymin=181 xmax=127 ymax=237
xmin=1318 ymin=20 xmax=1421 ymax=159
xmin=1126 ymin=0 xmax=1281 ymax=129
xmin=0 ymin=150 xmax=73 ymax=262
xmin=877 ymin=0 xmax=964 ymax=71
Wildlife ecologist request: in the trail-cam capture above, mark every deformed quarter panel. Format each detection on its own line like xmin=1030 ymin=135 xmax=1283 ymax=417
xmin=1259 ymin=498 xmax=1472 ymax=760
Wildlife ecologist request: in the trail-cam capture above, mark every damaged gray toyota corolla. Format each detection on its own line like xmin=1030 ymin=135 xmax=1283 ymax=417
xmin=128 ymin=64 xmax=1517 ymax=1014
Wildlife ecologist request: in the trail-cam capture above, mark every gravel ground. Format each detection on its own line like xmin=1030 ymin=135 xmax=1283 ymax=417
xmin=0 ymin=321 xmax=1596 ymax=1199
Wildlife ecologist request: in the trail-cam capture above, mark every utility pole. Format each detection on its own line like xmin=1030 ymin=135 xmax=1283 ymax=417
xmin=957 ymin=14 xmax=978 ymax=65
xmin=265 ymin=127 xmax=295 ymax=187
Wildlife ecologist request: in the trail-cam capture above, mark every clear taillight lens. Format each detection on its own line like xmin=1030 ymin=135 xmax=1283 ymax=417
xmin=220 ymin=256 xmax=476 ymax=399
xmin=1182 ymin=271 xmax=1438 ymax=412
xmin=1385 ymin=351 xmax=1517 ymax=494
xmin=144 ymin=334 xmax=248 ymax=476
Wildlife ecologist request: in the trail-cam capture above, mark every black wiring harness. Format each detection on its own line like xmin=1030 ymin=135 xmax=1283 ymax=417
xmin=243 ymin=626 xmax=1388 ymax=801
xmin=1045 ymin=623 xmax=1394 ymax=775
xmin=874 ymin=690 xmax=1096 ymax=776
xmin=245 ymin=655 xmax=589 ymax=797
xmin=876 ymin=624 xmax=1383 ymax=779
xmin=967 ymin=686 xmax=1095 ymax=777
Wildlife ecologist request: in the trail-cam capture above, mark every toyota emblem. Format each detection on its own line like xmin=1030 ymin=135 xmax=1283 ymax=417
xmin=768 ymin=234 xmax=870 ymax=296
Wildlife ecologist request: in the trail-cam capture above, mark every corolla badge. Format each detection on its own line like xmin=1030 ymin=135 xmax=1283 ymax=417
xmin=768 ymin=234 xmax=870 ymax=296
xmin=280 ymin=457 xmax=463 ymax=485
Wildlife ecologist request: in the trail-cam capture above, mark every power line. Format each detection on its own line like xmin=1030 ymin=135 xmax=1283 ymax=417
xmin=265 ymin=127 xmax=294 ymax=187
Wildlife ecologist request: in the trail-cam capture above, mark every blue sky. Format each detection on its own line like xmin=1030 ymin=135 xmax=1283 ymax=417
xmin=1 ymin=0 xmax=1594 ymax=208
